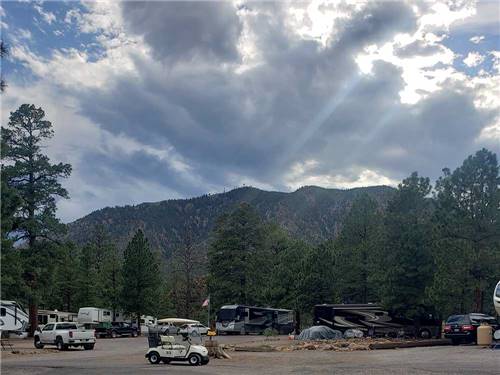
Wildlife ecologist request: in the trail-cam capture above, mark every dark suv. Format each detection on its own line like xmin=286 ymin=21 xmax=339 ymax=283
xmin=95 ymin=322 xmax=138 ymax=338
xmin=444 ymin=313 xmax=498 ymax=345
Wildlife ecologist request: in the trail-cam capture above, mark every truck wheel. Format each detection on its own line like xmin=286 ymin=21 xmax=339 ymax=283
xmin=419 ymin=329 xmax=431 ymax=339
xmin=111 ymin=331 xmax=118 ymax=339
xmin=132 ymin=330 xmax=138 ymax=337
xmin=148 ymin=351 xmax=161 ymax=364
xmin=34 ymin=336 xmax=44 ymax=349
xmin=188 ymin=354 xmax=201 ymax=366
xmin=84 ymin=344 xmax=95 ymax=350
xmin=56 ymin=337 xmax=66 ymax=351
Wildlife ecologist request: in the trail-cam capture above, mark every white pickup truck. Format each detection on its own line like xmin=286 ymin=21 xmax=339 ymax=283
xmin=34 ymin=322 xmax=96 ymax=350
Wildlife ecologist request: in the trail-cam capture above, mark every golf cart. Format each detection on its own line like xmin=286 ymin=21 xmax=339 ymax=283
xmin=145 ymin=328 xmax=209 ymax=366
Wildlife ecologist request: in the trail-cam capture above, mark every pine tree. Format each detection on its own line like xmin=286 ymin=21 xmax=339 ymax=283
xmin=334 ymin=194 xmax=383 ymax=303
xmin=121 ymin=230 xmax=160 ymax=332
xmin=381 ymin=172 xmax=434 ymax=319
xmin=1 ymin=104 xmax=71 ymax=333
xmin=432 ymin=149 xmax=500 ymax=313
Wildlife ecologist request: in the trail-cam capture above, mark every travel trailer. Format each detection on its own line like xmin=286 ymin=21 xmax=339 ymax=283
xmin=494 ymin=281 xmax=500 ymax=316
xmin=216 ymin=305 xmax=294 ymax=335
xmin=38 ymin=309 xmax=78 ymax=327
xmin=77 ymin=307 xmax=112 ymax=326
xmin=0 ymin=300 xmax=29 ymax=334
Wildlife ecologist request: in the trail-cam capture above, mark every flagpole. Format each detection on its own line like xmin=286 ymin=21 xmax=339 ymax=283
xmin=207 ymin=294 xmax=210 ymax=328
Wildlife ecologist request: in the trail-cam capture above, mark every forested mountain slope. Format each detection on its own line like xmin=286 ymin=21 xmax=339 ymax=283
xmin=67 ymin=185 xmax=395 ymax=258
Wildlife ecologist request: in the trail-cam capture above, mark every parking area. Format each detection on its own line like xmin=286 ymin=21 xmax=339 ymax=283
xmin=1 ymin=336 xmax=499 ymax=374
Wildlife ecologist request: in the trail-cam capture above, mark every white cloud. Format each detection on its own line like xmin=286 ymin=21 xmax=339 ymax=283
xmin=470 ymin=35 xmax=485 ymax=44
xmin=34 ymin=4 xmax=56 ymax=25
xmin=463 ymin=51 xmax=485 ymax=67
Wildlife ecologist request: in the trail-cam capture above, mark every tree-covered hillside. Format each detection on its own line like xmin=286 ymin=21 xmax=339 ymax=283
xmin=66 ymin=185 xmax=395 ymax=258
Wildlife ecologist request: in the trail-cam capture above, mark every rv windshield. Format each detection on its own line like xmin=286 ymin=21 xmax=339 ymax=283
xmin=217 ymin=308 xmax=236 ymax=321
xmin=496 ymin=284 xmax=500 ymax=298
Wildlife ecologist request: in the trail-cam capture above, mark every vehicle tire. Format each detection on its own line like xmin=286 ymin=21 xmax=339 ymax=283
xmin=111 ymin=330 xmax=118 ymax=339
xmin=451 ymin=339 xmax=460 ymax=346
xmin=240 ymin=327 xmax=246 ymax=335
xmin=132 ymin=330 xmax=138 ymax=337
xmin=419 ymin=329 xmax=431 ymax=339
xmin=188 ymin=354 xmax=202 ymax=366
xmin=148 ymin=351 xmax=161 ymax=364
xmin=34 ymin=336 xmax=44 ymax=349
xmin=56 ymin=337 xmax=65 ymax=351
xmin=162 ymin=359 xmax=170 ymax=364
xmin=84 ymin=344 xmax=95 ymax=350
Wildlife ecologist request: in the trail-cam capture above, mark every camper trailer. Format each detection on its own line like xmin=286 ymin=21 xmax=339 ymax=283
xmin=0 ymin=300 xmax=29 ymax=334
xmin=77 ymin=307 xmax=112 ymax=326
xmin=38 ymin=310 xmax=78 ymax=327
xmin=494 ymin=281 xmax=500 ymax=316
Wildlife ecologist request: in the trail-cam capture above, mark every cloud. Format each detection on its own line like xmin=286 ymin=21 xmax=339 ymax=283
xmin=463 ymin=51 xmax=485 ymax=67
xmin=2 ymin=1 xmax=499 ymax=222
xmin=470 ymin=35 xmax=485 ymax=44
xmin=122 ymin=1 xmax=243 ymax=63
xmin=34 ymin=3 xmax=56 ymax=25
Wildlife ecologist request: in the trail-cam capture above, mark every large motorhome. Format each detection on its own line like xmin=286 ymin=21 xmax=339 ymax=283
xmin=216 ymin=305 xmax=294 ymax=335
xmin=38 ymin=310 xmax=78 ymax=327
xmin=0 ymin=300 xmax=29 ymax=334
xmin=313 ymin=304 xmax=440 ymax=338
xmin=77 ymin=307 xmax=112 ymax=327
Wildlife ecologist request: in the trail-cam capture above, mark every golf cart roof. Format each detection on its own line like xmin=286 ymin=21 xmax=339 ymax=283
xmin=157 ymin=318 xmax=200 ymax=325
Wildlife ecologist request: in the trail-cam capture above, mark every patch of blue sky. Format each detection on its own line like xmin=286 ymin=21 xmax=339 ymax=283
xmin=2 ymin=1 xmax=106 ymax=78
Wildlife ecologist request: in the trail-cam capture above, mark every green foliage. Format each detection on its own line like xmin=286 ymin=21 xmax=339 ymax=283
xmin=334 ymin=194 xmax=383 ymax=304
xmin=121 ymin=229 xmax=161 ymax=321
xmin=431 ymin=149 xmax=500 ymax=314
xmin=379 ymin=172 xmax=434 ymax=318
xmin=1 ymin=104 xmax=72 ymax=246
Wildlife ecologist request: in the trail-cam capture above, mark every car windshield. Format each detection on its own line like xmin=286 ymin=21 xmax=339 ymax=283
xmin=217 ymin=308 xmax=236 ymax=321
xmin=446 ymin=315 xmax=469 ymax=324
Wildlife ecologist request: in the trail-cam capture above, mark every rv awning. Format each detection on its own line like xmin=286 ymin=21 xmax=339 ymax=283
xmin=157 ymin=318 xmax=200 ymax=325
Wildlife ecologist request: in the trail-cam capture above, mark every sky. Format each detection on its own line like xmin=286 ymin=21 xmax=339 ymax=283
xmin=1 ymin=0 xmax=499 ymax=223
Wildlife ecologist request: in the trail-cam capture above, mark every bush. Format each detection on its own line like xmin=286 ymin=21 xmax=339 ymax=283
xmin=263 ymin=328 xmax=279 ymax=337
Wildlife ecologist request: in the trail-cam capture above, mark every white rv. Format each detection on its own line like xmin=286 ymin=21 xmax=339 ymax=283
xmin=38 ymin=309 xmax=78 ymax=327
xmin=494 ymin=281 xmax=500 ymax=316
xmin=77 ymin=307 xmax=112 ymax=326
xmin=0 ymin=300 xmax=29 ymax=334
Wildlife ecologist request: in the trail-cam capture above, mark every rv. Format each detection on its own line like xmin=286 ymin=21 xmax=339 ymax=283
xmin=77 ymin=307 xmax=112 ymax=327
xmin=216 ymin=305 xmax=294 ymax=335
xmin=313 ymin=304 xmax=440 ymax=338
xmin=0 ymin=300 xmax=29 ymax=334
xmin=494 ymin=281 xmax=500 ymax=316
xmin=38 ymin=310 xmax=78 ymax=327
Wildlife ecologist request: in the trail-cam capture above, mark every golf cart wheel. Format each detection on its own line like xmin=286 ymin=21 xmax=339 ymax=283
xmin=34 ymin=336 xmax=44 ymax=349
xmin=148 ymin=351 xmax=161 ymax=364
xmin=188 ymin=354 xmax=202 ymax=366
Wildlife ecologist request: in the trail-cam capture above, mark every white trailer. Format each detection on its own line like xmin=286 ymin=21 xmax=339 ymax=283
xmin=38 ymin=310 xmax=78 ymax=327
xmin=0 ymin=300 xmax=29 ymax=334
xmin=77 ymin=307 xmax=112 ymax=325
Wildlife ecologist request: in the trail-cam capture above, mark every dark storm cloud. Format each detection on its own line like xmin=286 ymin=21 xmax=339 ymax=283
xmin=75 ymin=1 xmax=496 ymax=198
xmin=122 ymin=1 xmax=242 ymax=62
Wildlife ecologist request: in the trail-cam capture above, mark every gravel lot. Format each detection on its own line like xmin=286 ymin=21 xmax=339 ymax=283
xmin=2 ymin=336 xmax=498 ymax=374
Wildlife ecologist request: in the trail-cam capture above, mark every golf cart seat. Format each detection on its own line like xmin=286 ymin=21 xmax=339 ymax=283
xmin=160 ymin=335 xmax=175 ymax=344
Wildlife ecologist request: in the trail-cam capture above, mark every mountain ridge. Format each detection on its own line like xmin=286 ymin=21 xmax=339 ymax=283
xmin=67 ymin=185 xmax=396 ymax=258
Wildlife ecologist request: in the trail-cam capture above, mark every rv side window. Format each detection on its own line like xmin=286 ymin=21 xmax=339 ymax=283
xmin=104 ymin=311 xmax=111 ymax=316
xmin=0 ymin=307 xmax=5 ymax=316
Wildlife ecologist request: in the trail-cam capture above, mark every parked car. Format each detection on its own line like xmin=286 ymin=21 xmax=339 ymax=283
xmin=178 ymin=323 xmax=209 ymax=336
xmin=95 ymin=321 xmax=138 ymax=338
xmin=444 ymin=313 xmax=499 ymax=345
xmin=34 ymin=322 xmax=95 ymax=350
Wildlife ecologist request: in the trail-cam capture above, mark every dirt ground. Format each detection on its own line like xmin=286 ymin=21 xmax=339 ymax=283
xmin=1 ymin=336 xmax=499 ymax=374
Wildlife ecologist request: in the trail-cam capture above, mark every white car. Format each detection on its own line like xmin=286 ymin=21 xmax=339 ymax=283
xmin=178 ymin=323 xmax=209 ymax=335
